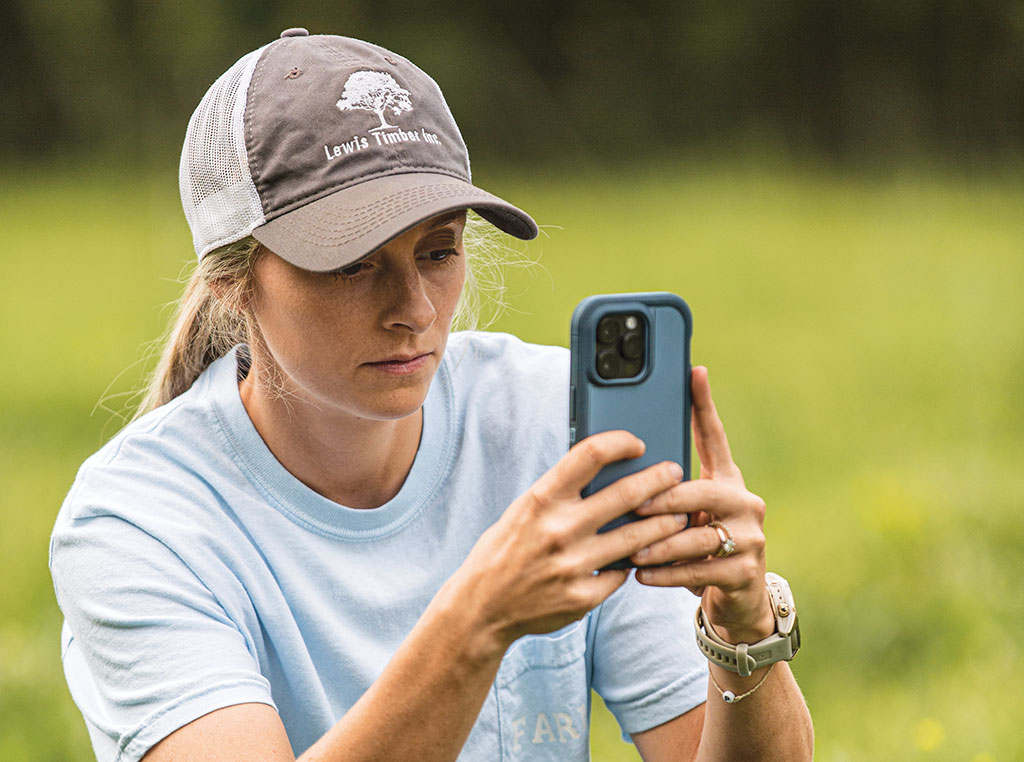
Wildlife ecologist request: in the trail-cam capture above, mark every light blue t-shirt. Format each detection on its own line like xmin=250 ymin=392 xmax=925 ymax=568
xmin=51 ymin=331 xmax=707 ymax=762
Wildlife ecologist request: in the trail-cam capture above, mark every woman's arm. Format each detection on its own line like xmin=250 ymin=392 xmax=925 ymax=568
xmin=625 ymin=366 xmax=814 ymax=762
xmin=144 ymin=431 xmax=697 ymax=762
xmin=633 ymin=663 xmax=811 ymax=762
xmin=145 ymin=580 xmax=506 ymax=762
xmin=144 ymin=581 xmax=507 ymax=762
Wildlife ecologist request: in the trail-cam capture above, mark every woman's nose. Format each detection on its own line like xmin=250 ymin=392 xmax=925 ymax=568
xmin=382 ymin=267 xmax=436 ymax=334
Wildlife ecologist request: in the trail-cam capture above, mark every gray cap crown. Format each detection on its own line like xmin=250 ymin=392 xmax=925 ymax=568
xmin=180 ymin=30 xmax=537 ymax=270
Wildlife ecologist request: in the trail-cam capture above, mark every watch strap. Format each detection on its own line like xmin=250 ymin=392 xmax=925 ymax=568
xmin=694 ymin=572 xmax=801 ymax=677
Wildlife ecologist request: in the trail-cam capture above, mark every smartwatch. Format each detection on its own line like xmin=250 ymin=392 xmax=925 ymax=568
xmin=694 ymin=572 xmax=801 ymax=677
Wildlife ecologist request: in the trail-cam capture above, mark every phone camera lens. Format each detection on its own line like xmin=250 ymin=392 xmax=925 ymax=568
xmin=621 ymin=331 xmax=644 ymax=360
xmin=596 ymin=349 xmax=621 ymax=379
xmin=597 ymin=317 xmax=621 ymax=345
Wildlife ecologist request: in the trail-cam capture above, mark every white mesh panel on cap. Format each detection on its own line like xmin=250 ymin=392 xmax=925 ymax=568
xmin=179 ymin=46 xmax=268 ymax=259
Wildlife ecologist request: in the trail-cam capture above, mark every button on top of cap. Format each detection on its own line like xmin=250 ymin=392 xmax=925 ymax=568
xmin=280 ymin=28 xmax=309 ymax=38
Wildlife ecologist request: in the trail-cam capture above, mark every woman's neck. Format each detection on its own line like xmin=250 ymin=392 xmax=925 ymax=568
xmin=238 ymin=371 xmax=424 ymax=509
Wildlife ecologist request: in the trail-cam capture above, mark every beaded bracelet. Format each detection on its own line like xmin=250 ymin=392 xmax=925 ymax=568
xmin=709 ymin=662 xmax=777 ymax=704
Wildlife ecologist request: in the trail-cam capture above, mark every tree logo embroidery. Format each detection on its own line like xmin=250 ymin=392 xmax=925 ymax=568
xmin=336 ymin=71 xmax=413 ymax=131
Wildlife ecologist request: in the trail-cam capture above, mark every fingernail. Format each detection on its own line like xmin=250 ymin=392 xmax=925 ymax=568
xmin=635 ymin=546 xmax=650 ymax=559
xmin=669 ymin=462 xmax=684 ymax=481
xmin=638 ymin=498 xmax=653 ymax=511
xmin=675 ymin=513 xmax=689 ymax=526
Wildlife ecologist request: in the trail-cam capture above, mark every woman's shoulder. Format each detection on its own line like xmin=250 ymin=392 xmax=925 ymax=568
xmin=444 ymin=331 xmax=567 ymax=402
xmin=56 ymin=353 xmax=239 ymax=529
xmin=442 ymin=332 xmax=569 ymax=447
xmin=445 ymin=330 xmax=568 ymax=375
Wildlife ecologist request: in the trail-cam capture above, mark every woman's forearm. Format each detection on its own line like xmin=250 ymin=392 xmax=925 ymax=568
xmin=143 ymin=571 xmax=512 ymax=762
xmin=694 ymin=662 xmax=813 ymax=762
xmin=299 ymin=576 xmax=507 ymax=762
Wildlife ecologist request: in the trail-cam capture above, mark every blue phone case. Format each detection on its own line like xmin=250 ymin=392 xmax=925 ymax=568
xmin=569 ymin=293 xmax=693 ymax=567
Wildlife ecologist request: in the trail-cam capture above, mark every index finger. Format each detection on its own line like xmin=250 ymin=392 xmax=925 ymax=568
xmin=691 ymin=366 xmax=742 ymax=482
xmin=534 ymin=430 xmax=646 ymax=500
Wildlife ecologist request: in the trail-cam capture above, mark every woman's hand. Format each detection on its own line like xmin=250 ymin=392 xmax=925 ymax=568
xmin=448 ymin=430 xmax=696 ymax=657
xmin=629 ymin=366 xmax=775 ymax=644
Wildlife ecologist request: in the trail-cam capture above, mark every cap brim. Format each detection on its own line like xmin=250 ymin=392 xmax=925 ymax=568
xmin=251 ymin=172 xmax=538 ymax=271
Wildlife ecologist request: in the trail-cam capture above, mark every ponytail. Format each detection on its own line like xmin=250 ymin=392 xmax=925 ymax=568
xmin=134 ymin=237 xmax=261 ymax=418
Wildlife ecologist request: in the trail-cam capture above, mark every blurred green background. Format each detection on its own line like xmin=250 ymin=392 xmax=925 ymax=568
xmin=2 ymin=2 xmax=1023 ymax=761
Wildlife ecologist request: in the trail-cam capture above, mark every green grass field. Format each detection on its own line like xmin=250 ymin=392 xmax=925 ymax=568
xmin=2 ymin=161 xmax=1022 ymax=761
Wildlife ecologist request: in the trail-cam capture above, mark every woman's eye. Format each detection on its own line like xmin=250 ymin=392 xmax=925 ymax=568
xmin=427 ymin=247 xmax=458 ymax=263
xmin=331 ymin=262 xmax=368 ymax=279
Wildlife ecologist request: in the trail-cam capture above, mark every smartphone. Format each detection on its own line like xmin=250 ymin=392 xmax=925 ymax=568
xmin=569 ymin=292 xmax=692 ymax=568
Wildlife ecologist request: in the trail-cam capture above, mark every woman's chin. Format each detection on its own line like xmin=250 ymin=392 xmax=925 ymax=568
xmin=352 ymin=389 xmax=430 ymax=423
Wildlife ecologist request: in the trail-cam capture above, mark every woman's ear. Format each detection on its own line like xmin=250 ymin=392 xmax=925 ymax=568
xmin=208 ymin=275 xmax=256 ymax=315
xmin=207 ymin=277 xmax=237 ymax=311
xmin=210 ymin=246 xmax=263 ymax=315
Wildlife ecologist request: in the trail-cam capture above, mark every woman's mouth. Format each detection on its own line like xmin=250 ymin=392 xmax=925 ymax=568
xmin=366 ymin=353 xmax=432 ymax=375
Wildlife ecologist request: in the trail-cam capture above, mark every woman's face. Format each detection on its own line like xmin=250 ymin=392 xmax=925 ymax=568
xmin=245 ymin=211 xmax=467 ymax=423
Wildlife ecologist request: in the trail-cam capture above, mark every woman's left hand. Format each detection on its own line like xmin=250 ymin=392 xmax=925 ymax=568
xmin=629 ymin=365 xmax=775 ymax=644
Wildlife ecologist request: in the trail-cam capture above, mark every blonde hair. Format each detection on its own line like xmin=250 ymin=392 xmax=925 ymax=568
xmin=134 ymin=237 xmax=261 ymax=417
xmin=133 ymin=211 xmax=521 ymax=418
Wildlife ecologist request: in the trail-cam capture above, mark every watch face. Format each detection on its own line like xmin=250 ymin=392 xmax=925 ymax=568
xmin=766 ymin=572 xmax=798 ymax=637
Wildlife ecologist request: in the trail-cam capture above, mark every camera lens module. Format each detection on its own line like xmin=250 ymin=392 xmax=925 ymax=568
xmin=593 ymin=311 xmax=645 ymax=381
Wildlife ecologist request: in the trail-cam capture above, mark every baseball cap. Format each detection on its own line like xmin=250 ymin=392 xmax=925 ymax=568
xmin=180 ymin=28 xmax=538 ymax=270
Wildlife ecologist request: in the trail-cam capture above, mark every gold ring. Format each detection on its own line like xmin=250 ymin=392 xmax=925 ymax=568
xmin=708 ymin=521 xmax=736 ymax=558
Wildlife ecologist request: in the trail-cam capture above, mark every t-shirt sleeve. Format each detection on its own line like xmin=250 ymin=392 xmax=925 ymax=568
xmin=589 ymin=575 xmax=708 ymax=739
xmin=51 ymin=512 xmax=276 ymax=762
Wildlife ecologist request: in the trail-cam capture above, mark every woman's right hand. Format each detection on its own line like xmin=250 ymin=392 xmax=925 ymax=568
xmin=447 ymin=429 xmax=691 ymax=657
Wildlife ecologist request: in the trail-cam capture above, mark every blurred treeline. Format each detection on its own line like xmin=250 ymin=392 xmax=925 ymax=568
xmin=3 ymin=0 xmax=1023 ymax=168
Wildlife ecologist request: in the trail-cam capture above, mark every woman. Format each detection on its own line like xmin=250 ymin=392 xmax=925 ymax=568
xmin=51 ymin=30 xmax=813 ymax=761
